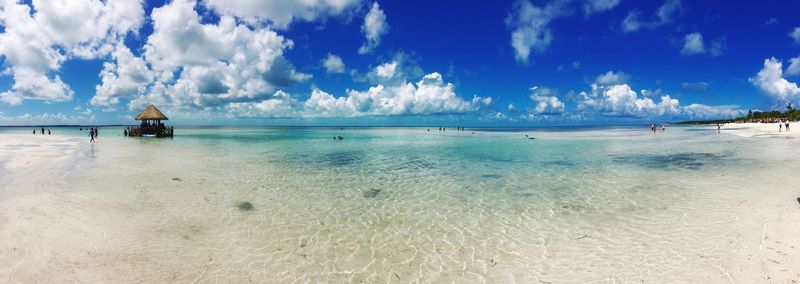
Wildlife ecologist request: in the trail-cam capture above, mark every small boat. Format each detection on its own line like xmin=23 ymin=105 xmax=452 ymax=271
xmin=141 ymin=134 xmax=157 ymax=138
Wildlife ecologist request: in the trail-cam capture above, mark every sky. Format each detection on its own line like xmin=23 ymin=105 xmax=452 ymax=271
xmin=1 ymin=0 xmax=800 ymax=126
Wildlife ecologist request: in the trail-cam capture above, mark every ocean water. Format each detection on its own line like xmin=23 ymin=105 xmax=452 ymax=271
xmin=1 ymin=126 xmax=798 ymax=282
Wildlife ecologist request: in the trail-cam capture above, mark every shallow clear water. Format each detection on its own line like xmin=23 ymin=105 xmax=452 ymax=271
xmin=1 ymin=126 xmax=798 ymax=282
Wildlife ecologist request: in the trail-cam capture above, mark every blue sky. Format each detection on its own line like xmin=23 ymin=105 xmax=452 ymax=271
xmin=1 ymin=0 xmax=799 ymax=126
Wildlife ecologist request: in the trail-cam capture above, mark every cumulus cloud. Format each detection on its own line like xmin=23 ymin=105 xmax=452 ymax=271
xmin=583 ymin=0 xmax=620 ymax=15
xmin=202 ymin=0 xmax=362 ymax=29
xmin=790 ymin=27 xmax=800 ymax=44
xmin=230 ymin=71 xmax=491 ymax=118
xmin=576 ymin=78 xmax=738 ymax=119
xmin=749 ymin=57 xmax=800 ymax=103
xmin=595 ymin=71 xmax=630 ymax=85
xmin=506 ymin=0 xmax=570 ymax=63
xmin=786 ymin=56 xmax=800 ymax=77
xmin=306 ymin=72 xmax=485 ymax=116
xmin=225 ymin=90 xmax=300 ymax=118
xmin=0 ymin=0 xmax=145 ymax=105
xmin=621 ymin=0 xmax=681 ymax=33
xmin=358 ymin=2 xmax=388 ymax=54
xmin=374 ymin=61 xmax=398 ymax=78
xmin=92 ymin=0 xmax=311 ymax=111
xmin=322 ymin=53 xmax=346 ymax=74
xmin=502 ymin=75 xmax=742 ymax=121
xmin=569 ymin=80 xmax=740 ymax=119
xmin=0 ymin=70 xmax=74 ymax=106
xmin=529 ymin=86 xmax=565 ymax=114
xmin=92 ymin=44 xmax=154 ymax=107
xmin=578 ymin=84 xmax=680 ymax=117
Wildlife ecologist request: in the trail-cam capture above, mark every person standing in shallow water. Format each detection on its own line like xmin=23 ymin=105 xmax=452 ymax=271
xmin=717 ymin=123 xmax=720 ymax=133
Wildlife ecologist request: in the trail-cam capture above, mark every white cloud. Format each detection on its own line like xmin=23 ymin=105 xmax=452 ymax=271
xmin=0 ymin=111 xmax=95 ymax=125
xmin=681 ymin=32 xmax=705 ymax=55
xmin=202 ymin=0 xmax=362 ymax=30
xmin=0 ymin=92 xmax=23 ymax=106
xmin=749 ymin=57 xmax=800 ymax=103
xmin=234 ymin=72 xmax=490 ymax=118
xmin=529 ymin=86 xmax=564 ymax=114
xmin=303 ymin=88 xmax=357 ymax=117
xmin=786 ymin=56 xmax=800 ymax=77
xmin=682 ymin=104 xmax=744 ymax=119
xmin=506 ymin=0 xmax=570 ymax=63
xmin=578 ymin=84 xmax=680 ymax=117
xmin=790 ymin=27 xmax=800 ymax=44
xmin=621 ymin=0 xmax=681 ymax=33
xmin=358 ymin=2 xmax=388 ymax=54
xmin=0 ymin=69 xmax=74 ymax=105
xmin=97 ymin=0 xmax=310 ymax=111
xmin=508 ymin=103 xmax=517 ymax=112
xmin=354 ymin=52 xmax=423 ymax=84
xmin=595 ymin=70 xmax=630 ymax=85
xmin=32 ymin=0 xmax=144 ymax=59
xmin=681 ymin=33 xmax=725 ymax=56
xmin=92 ymin=44 xmax=154 ymax=107
xmin=583 ymin=0 xmax=620 ymax=15
xmin=310 ymin=72 xmax=483 ymax=116
xmin=475 ymin=96 xmax=493 ymax=106
xmin=375 ymin=61 xmax=398 ymax=78
xmin=0 ymin=0 xmax=145 ymax=105
xmin=226 ymin=90 xmax=300 ymax=118
xmin=322 ymin=53 xmax=346 ymax=74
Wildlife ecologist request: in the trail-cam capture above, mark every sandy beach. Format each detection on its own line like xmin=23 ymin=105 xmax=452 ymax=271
xmin=1 ymin=126 xmax=799 ymax=282
xmin=722 ymin=122 xmax=800 ymax=138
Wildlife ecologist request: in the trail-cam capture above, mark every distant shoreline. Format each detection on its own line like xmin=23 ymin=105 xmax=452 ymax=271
xmin=1 ymin=123 xmax=667 ymax=129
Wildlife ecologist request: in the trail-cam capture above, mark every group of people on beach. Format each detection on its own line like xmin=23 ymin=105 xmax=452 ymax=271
xmin=650 ymin=123 xmax=667 ymax=134
xmin=32 ymin=127 xmax=51 ymax=135
xmin=779 ymin=119 xmax=790 ymax=132
xmin=428 ymin=126 xmax=466 ymax=132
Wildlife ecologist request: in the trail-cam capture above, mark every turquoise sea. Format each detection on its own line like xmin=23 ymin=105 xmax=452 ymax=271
xmin=0 ymin=126 xmax=798 ymax=282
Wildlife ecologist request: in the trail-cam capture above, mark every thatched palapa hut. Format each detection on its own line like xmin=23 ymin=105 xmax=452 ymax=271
xmin=127 ymin=104 xmax=174 ymax=137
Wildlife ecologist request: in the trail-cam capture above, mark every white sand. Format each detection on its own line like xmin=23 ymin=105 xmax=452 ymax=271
xmin=1 ymin=130 xmax=800 ymax=282
xmin=722 ymin=122 xmax=800 ymax=138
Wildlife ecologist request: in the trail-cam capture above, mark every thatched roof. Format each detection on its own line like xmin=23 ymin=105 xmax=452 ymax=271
xmin=135 ymin=105 xmax=168 ymax=120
